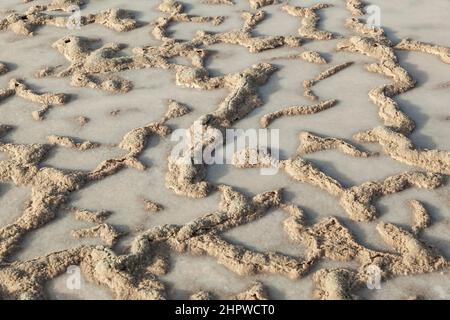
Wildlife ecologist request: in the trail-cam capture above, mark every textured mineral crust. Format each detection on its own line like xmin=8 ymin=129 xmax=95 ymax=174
xmin=0 ymin=0 xmax=448 ymax=301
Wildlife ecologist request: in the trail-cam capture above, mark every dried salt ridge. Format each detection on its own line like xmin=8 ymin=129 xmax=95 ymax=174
xmin=282 ymin=4 xmax=335 ymax=41
xmin=71 ymin=223 xmax=121 ymax=247
xmin=0 ymin=78 xmax=69 ymax=120
xmin=132 ymin=186 xmax=309 ymax=279
xmin=47 ymin=135 xmax=99 ymax=151
xmin=0 ymin=5 xmax=137 ymax=37
xmin=395 ymin=39 xmax=450 ymax=65
xmin=166 ymin=63 xmax=276 ymax=198
xmin=303 ymin=62 xmax=353 ymax=101
xmin=282 ymin=205 xmax=448 ymax=299
xmin=269 ymin=51 xmax=328 ymax=65
xmin=194 ymin=10 xmax=301 ymax=53
xmin=345 ymin=0 xmax=365 ymax=16
xmin=230 ymin=281 xmax=269 ymax=300
xmin=153 ymin=0 xmax=225 ymax=42
xmin=354 ymin=126 xmax=450 ymax=175
xmin=248 ymin=0 xmax=279 ymax=10
xmin=409 ymin=200 xmax=431 ymax=235
xmin=0 ymin=186 xmax=293 ymax=300
xmin=0 ymin=185 xmax=282 ymax=300
xmin=65 ymin=207 xmax=111 ymax=223
xmin=0 ymin=101 xmax=186 ymax=261
xmin=345 ymin=17 xmax=392 ymax=46
xmin=231 ymin=149 xmax=444 ymax=222
xmin=297 ymin=132 xmax=375 ymax=158
xmin=337 ymin=36 xmax=416 ymax=134
xmin=27 ymin=0 xmax=85 ymax=13
xmin=260 ymin=99 xmax=337 ymax=128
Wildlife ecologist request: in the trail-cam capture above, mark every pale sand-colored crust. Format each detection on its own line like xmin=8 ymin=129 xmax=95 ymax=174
xmin=409 ymin=200 xmax=431 ymax=234
xmin=0 ymin=0 xmax=449 ymax=301
xmin=0 ymin=6 xmax=137 ymax=36
xmin=0 ymin=79 xmax=69 ymax=120
xmin=260 ymin=99 xmax=337 ymax=128
xmin=282 ymin=4 xmax=335 ymax=41
xmin=303 ymin=62 xmax=353 ymax=101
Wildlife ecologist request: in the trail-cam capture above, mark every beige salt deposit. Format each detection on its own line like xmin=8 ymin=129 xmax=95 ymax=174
xmin=0 ymin=0 xmax=448 ymax=301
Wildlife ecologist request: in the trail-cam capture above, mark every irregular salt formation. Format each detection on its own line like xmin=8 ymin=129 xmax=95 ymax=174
xmin=270 ymin=51 xmax=327 ymax=64
xmin=230 ymin=281 xmax=269 ymax=300
xmin=376 ymin=222 xmax=447 ymax=275
xmin=71 ymin=223 xmax=121 ymax=246
xmin=337 ymin=37 xmax=416 ymax=133
xmin=47 ymin=135 xmax=99 ymax=150
xmin=0 ymin=79 xmax=68 ymax=120
xmin=409 ymin=200 xmax=431 ymax=234
xmin=297 ymin=131 xmax=374 ymax=157
xmin=340 ymin=172 xmax=444 ymax=222
xmin=282 ymin=4 xmax=335 ymax=41
xmin=0 ymin=103 xmax=176 ymax=260
xmin=345 ymin=17 xmax=391 ymax=46
xmin=146 ymin=255 xmax=169 ymax=276
xmin=0 ymin=245 xmax=167 ymax=299
xmin=303 ymin=62 xmax=353 ymax=101
xmin=283 ymin=208 xmax=448 ymax=299
xmin=232 ymin=148 xmax=278 ymax=169
xmin=233 ymin=149 xmax=445 ymax=221
xmin=395 ymin=39 xmax=450 ymax=65
xmin=65 ymin=207 xmax=111 ymax=223
xmin=345 ymin=0 xmax=365 ymax=16
xmin=27 ymin=0 xmax=85 ymax=13
xmin=260 ymin=99 xmax=337 ymax=128
xmin=50 ymin=34 xmax=209 ymax=93
xmin=153 ymin=0 xmax=224 ymax=42
xmin=313 ymin=269 xmax=357 ymax=300
xmin=0 ymin=4 xmax=137 ymax=36
xmin=194 ymin=10 xmax=301 ymax=53
xmin=131 ymin=186 xmax=310 ymax=279
xmin=144 ymin=200 xmax=163 ymax=213
xmin=163 ymin=99 xmax=190 ymax=121
xmin=190 ymin=291 xmax=214 ymax=300
xmin=81 ymin=9 xmax=137 ymax=32
xmin=354 ymin=126 xmax=450 ymax=174
xmin=282 ymin=156 xmax=345 ymax=197
xmin=248 ymin=0 xmax=278 ymax=9
xmin=166 ymin=63 xmax=277 ymax=198
xmin=0 ymin=63 xmax=8 ymax=75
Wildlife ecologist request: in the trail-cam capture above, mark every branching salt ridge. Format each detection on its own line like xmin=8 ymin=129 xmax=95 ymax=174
xmin=0 ymin=78 xmax=69 ymax=120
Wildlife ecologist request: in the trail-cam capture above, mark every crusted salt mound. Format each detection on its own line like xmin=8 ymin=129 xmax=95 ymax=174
xmin=297 ymin=131 xmax=375 ymax=157
xmin=282 ymin=4 xmax=335 ymax=41
xmin=409 ymin=200 xmax=431 ymax=234
xmin=313 ymin=268 xmax=357 ymax=300
xmin=194 ymin=10 xmax=301 ymax=53
xmin=303 ymin=62 xmax=353 ymax=101
xmin=337 ymin=37 xmax=416 ymax=133
xmin=354 ymin=126 xmax=450 ymax=174
xmin=345 ymin=0 xmax=365 ymax=16
xmin=260 ymin=99 xmax=337 ymax=128
xmin=153 ymin=0 xmax=225 ymax=42
xmin=395 ymin=39 xmax=450 ymax=65
xmin=71 ymin=223 xmax=121 ymax=246
xmin=166 ymin=63 xmax=277 ymax=198
xmin=47 ymin=135 xmax=99 ymax=150
xmin=0 ymin=6 xmax=137 ymax=36
xmin=230 ymin=281 xmax=269 ymax=300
